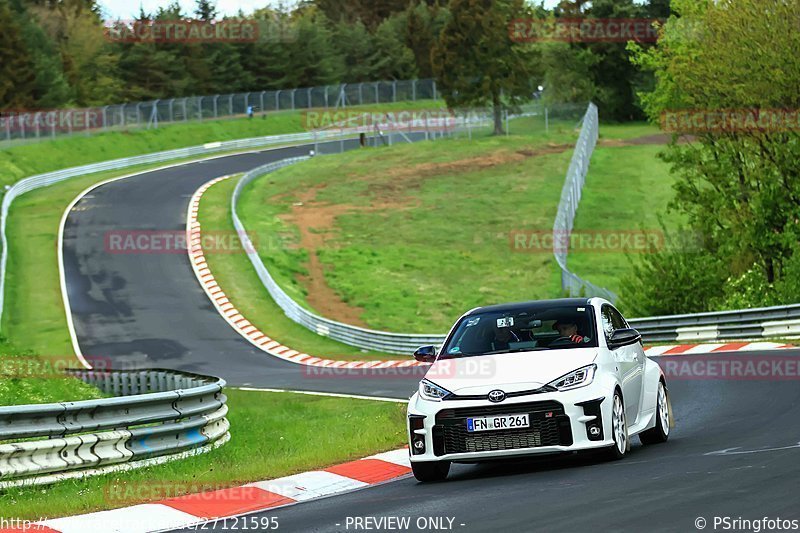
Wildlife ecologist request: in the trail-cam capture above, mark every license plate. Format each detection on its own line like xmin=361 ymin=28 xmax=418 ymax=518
xmin=466 ymin=413 xmax=530 ymax=432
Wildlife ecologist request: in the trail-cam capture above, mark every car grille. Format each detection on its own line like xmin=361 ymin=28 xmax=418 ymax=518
xmin=432 ymin=401 xmax=572 ymax=456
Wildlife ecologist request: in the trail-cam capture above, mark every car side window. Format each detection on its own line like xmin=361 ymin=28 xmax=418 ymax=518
xmin=608 ymin=306 xmax=628 ymax=330
xmin=601 ymin=306 xmax=615 ymax=339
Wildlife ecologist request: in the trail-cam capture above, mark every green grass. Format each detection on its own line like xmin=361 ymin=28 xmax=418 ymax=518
xmin=198 ymin=177 xmax=397 ymax=360
xmin=568 ymin=143 xmax=679 ymax=311
xmin=236 ymin=116 xmax=663 ymax=333
xmin=0 ymin=100 xmax=443 ymax=188
xmin=0 ymin=389 xmax=407 ymax=520
xmin=0 ymin=336 xmax=103 ymax=405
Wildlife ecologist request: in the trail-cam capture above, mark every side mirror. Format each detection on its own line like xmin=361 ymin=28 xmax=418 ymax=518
xmin=608 ymin=328 xmax=641 ymax=349
xmin=413 ymin=345 xmax=437 ymax=363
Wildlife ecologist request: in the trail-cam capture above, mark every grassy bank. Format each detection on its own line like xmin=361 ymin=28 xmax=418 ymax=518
xmin=1 ymin=389 xmax=406 ymax=520
xmin=198 ymin=177 xmax=396 ymax=360
xmin=236 ymin=118 xmax=665 ymax=333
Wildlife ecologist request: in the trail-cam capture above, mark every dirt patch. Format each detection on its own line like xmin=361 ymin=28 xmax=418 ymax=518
xmin=599 ymin=133 xmax=695 ymax=147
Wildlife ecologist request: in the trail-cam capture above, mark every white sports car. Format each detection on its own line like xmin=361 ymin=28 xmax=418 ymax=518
xmin=407 ymin=298 xmax=673 ymax=482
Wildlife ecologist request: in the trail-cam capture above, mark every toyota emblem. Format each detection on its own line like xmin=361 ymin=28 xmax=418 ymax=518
xmin=488 ymin=390 xmax=506 ymax=403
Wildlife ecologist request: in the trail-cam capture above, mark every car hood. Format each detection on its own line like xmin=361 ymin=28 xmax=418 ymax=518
xmin=424 ymin=348 xmax=598 ymax=396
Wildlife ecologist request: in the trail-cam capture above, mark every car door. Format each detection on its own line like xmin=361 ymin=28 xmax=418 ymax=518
xmin=603 ymin=305 xmax=644 ymax=423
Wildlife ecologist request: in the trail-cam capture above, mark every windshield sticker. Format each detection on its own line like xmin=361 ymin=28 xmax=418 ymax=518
xmin=577 ymin=307 xmax=585 ymax=311
xmin=496 ymin=317 xmax=514 ymax=328
xmin=465 ymin=317 xmax=481 ymax=327
xmin=448 ymin=347 xmax=461 ymax=354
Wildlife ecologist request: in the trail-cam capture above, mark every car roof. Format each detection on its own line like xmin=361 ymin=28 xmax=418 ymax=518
xmin=465 ymin=298 xmax=593 ymax=316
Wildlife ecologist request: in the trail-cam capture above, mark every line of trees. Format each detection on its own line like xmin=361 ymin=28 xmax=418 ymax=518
xmin=1 ymin=0 xmax=669 ymax=124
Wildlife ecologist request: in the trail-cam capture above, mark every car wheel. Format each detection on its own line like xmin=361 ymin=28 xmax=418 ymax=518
xmin=605 ymin=390 xmax=628 ymax=460
xmin=411 ymin=460 xmax=451 ymax=482
xmin=640 ymin=381 xmax=671 ymax=445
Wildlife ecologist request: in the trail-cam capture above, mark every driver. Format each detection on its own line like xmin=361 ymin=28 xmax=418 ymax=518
xmin=553 ymin=320 xmax=585 ymax=343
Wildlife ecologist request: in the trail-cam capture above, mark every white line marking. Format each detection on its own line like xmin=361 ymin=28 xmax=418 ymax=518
xmin=234 ymin=386 xmax=409 ymax=403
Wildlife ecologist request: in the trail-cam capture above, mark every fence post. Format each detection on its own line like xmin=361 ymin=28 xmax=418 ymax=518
xmin=135 ymin=103 xmax=142 ymax=127
xmin=412 ymin=79 xmax=416 ymax=101
xmin=228 ymin=95 xmax=233 ymax=116
xmin=181 ymin=98 xmax=188 ymax=121
xmin=198 ymin=97 xmax=203 ymax=120
xmin=260 ymin=91 xmax=265 ymax=114
xmin=432 ymin=80 xmax=437 ymax=101
xmin=307 ymin=87 xmax=312 ymax=108
xmin=375 ymin=83 xmax=379 ymax=103
xmin=291 ymin=89 xmax=296 ymax=110
xmin=324 ymin=86 xmax=329 ymax=108
xmin=392 ymin=81 xmax=397 ymax=102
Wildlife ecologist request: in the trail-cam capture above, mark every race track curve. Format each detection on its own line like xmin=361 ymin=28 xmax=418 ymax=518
xmin=62 ymin=139 xmax=424 ymax=399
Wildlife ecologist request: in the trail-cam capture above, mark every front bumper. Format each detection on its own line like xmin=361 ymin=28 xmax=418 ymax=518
xmin=407 ymin=381 xmax=614 ymax=463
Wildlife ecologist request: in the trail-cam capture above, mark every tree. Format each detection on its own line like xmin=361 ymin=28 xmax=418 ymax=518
xmin=405 ymin=1 xmax=449 ymax=79
xmin=368 ymin=14 xmax=417 ymax=80
xmin=274 ymin=10 xmax=343 ymax=87
xmin=432 ymin=0 xmax=534 ymax=134
xmin=626 ymin=0 xmax=800 ymax=313
xmin=0 ymin=0 xmax=37 ymax=109
xmin=194 ymin=0 xmax=217 ymax=20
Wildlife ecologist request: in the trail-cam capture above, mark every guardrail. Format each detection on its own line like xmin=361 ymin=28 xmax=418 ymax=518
xmin=0 ymin=369 xmax=228 ymax=488
xmin=628 ymin=303 xmax=800 ymax=342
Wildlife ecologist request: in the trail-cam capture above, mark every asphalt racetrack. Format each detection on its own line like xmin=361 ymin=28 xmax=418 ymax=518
xmin=62 ymin=139 xmax=800 ymax=532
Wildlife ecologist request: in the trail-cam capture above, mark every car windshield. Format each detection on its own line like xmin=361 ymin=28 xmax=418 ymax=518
xmin=440 ymin=304 xmax=597 ymax=358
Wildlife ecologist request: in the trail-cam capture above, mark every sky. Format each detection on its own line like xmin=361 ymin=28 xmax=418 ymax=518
xmin=97 ymin=0 xmax=565 ymax=19
xmin=97 ymin=0 xmax=297 ymax=19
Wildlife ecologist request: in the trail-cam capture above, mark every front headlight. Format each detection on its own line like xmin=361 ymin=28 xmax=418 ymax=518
xmin=419 ymin=379 xmax=452 ymax=401
xmin=548 ymin=364 xmax=596 ymax=391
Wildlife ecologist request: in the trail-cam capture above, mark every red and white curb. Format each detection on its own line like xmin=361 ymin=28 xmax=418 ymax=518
xmin=9 ymin=449 xmax=411 ymax=533
xmin=644 ymin=341 xmax=794 ymax=357
xmin=186 ymin=176 xmax=427 ymax=370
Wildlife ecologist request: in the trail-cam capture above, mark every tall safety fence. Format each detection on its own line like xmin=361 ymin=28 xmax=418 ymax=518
xmin=552 ymin=103 xmax=617 ymax=301
xmin=0 ymin=79 xmax=437 ymax=146
xmin=0 ymin=369 xmax=229 ymax=488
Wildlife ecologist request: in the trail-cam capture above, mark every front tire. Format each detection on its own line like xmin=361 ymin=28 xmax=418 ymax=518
xmin=640 ymin=381 xmax=671 ymax=445
xmin=605 ymin=390 xmax=628 ymax=460
xmin=411 ymin=460 xmax=450 ymax=482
